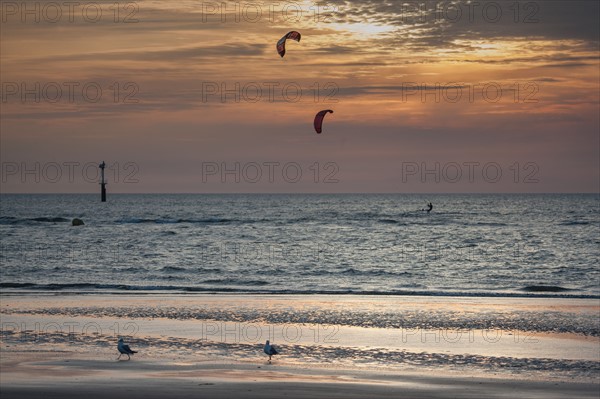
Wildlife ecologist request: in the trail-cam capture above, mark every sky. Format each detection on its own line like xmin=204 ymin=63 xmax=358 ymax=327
xmin=1 ymin=0 xmax=599 ymax=193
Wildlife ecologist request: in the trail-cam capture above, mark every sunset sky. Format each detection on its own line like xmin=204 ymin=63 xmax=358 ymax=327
xmin=1 ymin=0 xmax=598 ymax=193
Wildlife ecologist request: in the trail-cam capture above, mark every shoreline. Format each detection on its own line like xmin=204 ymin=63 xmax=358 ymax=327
xmin=2 ymin=288 xmax=599 ymax=299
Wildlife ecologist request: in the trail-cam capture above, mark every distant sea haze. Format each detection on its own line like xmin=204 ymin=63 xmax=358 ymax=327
xmin=1 ymin=194 xmax=598 ymax=297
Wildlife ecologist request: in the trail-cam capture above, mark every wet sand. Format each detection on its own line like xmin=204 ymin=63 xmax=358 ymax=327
xmin=1 ymin=350 xmax=599 ymax=399
xmin=1 ymin=293 xmax=599 ymax=398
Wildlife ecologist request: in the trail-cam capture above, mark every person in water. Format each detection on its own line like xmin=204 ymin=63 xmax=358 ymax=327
xmin=426 ymin=202 xmax=433 ymax=213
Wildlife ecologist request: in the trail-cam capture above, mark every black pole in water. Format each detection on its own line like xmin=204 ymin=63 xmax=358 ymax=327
xmin=99 ymin=161 xmax=107 ymax=202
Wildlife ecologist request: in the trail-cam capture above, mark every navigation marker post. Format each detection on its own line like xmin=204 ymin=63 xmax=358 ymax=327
xmin=99 ymin=161 xmax=107 ymax=202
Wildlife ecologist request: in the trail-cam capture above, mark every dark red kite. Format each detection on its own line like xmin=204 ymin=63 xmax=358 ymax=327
xmin=277 ymin=31 xmax=301 ymax=58
xmin=314 ymin=110 xmax=334 ymax=134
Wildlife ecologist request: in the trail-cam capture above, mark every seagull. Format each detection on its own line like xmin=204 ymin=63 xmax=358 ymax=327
xmin=117 ymin=338 xmax=137 ymax=360
xmin=264 ymin=340 xmax=278 ymax=363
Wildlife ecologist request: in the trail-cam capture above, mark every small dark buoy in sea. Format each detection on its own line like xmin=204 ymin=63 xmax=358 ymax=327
xmin=72 ymin=218 xmax=84 ymax=226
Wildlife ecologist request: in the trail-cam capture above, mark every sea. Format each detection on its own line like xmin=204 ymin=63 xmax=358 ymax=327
xmin=1 ymin=193 xmax=598 ymax=298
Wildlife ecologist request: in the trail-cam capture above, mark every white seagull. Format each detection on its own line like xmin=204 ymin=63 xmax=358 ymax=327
xmin=117 ymin=338 xmax=138 ymax=360
xmin=263 ymin=340 xmax=278 ymax=363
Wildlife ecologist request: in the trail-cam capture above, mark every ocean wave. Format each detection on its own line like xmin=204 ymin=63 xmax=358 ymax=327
xmin=521 ymin=285 xmax=572 ymax=292
xmin=157 ymin=266 xmax=223 ymax=274
xmin=1 ymin=282 xmax=596 ymax=299
xmin=559 ymin=221 xmax=590 ymax=226
xmin=0 ymin=282 xmax=38 ymax=288
xmin=474 ymin=222 xmax=508 ymax=226
xmin=159 ymin=266 xmax=188 ymax=272
xmin=377 ymin=219 xmax=406 ymax=225
xmin=201 ymin=278 xmax=270 ymax=286
xmin=286 ymin=216 xmax=314 ymax=223
xmin=116 ymin=217 xmax=235 ymax=224
xmin=0 ymin=282 xmax=124 ymax=290
xmin=112 ymin=266 xmax=148 ymax=273
xmin=300 ymin=268 xmax=412 ymax=278
xmin=31 ymin=217 xmax=71 ymax=223
xmin=0 ymin=216 xmax=71 ymax=224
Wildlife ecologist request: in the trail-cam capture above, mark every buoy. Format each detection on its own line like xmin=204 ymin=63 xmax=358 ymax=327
xmin=72 ymin=218 xmax=84 ymax=226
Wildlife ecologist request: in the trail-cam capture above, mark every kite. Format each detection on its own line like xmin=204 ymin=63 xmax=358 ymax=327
xmin=314 ymin=110 xmax=334 ymax=134
xmin=277 ymin=31 xmax=301 ymax=57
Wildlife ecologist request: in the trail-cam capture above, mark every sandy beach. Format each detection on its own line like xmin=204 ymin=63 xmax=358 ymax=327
xmin=2 ymin=349 xmax=599 ymax=399
xmin=1 ymin=293 xmax=599 ymax=398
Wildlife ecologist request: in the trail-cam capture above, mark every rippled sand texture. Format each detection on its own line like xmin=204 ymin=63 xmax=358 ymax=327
xmin=1 ymin=294 xmax=599 ymax=398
